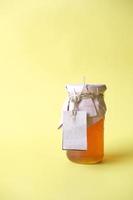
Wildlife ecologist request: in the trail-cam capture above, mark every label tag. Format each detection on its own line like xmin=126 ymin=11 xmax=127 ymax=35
xmin=62 ymin=111 xmax=87 ymax=150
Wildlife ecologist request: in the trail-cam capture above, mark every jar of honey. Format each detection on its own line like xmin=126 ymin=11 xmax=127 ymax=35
xmin=59 ymin=84 xmax=107 ymax=164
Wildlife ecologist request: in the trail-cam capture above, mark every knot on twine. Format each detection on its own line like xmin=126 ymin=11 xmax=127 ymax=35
xmin=68 ymin=91 xmax=99 ymax=118
xmin=69 ymin=93 xmax=82 ymax=117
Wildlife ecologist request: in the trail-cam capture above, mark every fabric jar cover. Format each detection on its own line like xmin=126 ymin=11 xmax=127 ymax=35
xmin=58 ymin=83 xmax=107 ymax=129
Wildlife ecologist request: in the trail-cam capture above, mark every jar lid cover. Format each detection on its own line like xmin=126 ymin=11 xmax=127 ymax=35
xmin=66 ymin=84 xmax=107 ymax=95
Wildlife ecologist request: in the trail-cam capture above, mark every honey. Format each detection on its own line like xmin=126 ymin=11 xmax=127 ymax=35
xmin=66 ymin=118 xmax=104 ymax=164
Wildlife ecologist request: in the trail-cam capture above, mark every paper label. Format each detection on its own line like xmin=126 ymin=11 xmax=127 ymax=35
xmin=62 ymin=111 xmax=87 ymax=150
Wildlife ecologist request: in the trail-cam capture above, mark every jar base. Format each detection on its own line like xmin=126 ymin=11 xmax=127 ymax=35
xmin=66 ymin=152 xmax=104 ymax=164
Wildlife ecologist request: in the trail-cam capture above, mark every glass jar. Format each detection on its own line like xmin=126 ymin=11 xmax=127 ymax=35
xmin=59 ymin=83 xmax=107 ymax=164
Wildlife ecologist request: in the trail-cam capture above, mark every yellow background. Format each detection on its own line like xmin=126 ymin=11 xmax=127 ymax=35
xmin=0 ymin=0 xmax=133 ymax=199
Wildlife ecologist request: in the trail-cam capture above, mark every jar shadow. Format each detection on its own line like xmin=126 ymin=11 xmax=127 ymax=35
xmin=103 ymin=142 xmax=133 ymax=164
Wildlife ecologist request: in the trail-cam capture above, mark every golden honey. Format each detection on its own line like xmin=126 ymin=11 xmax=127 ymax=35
xmin=66 ymin=118 xmax=104 ymax=164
